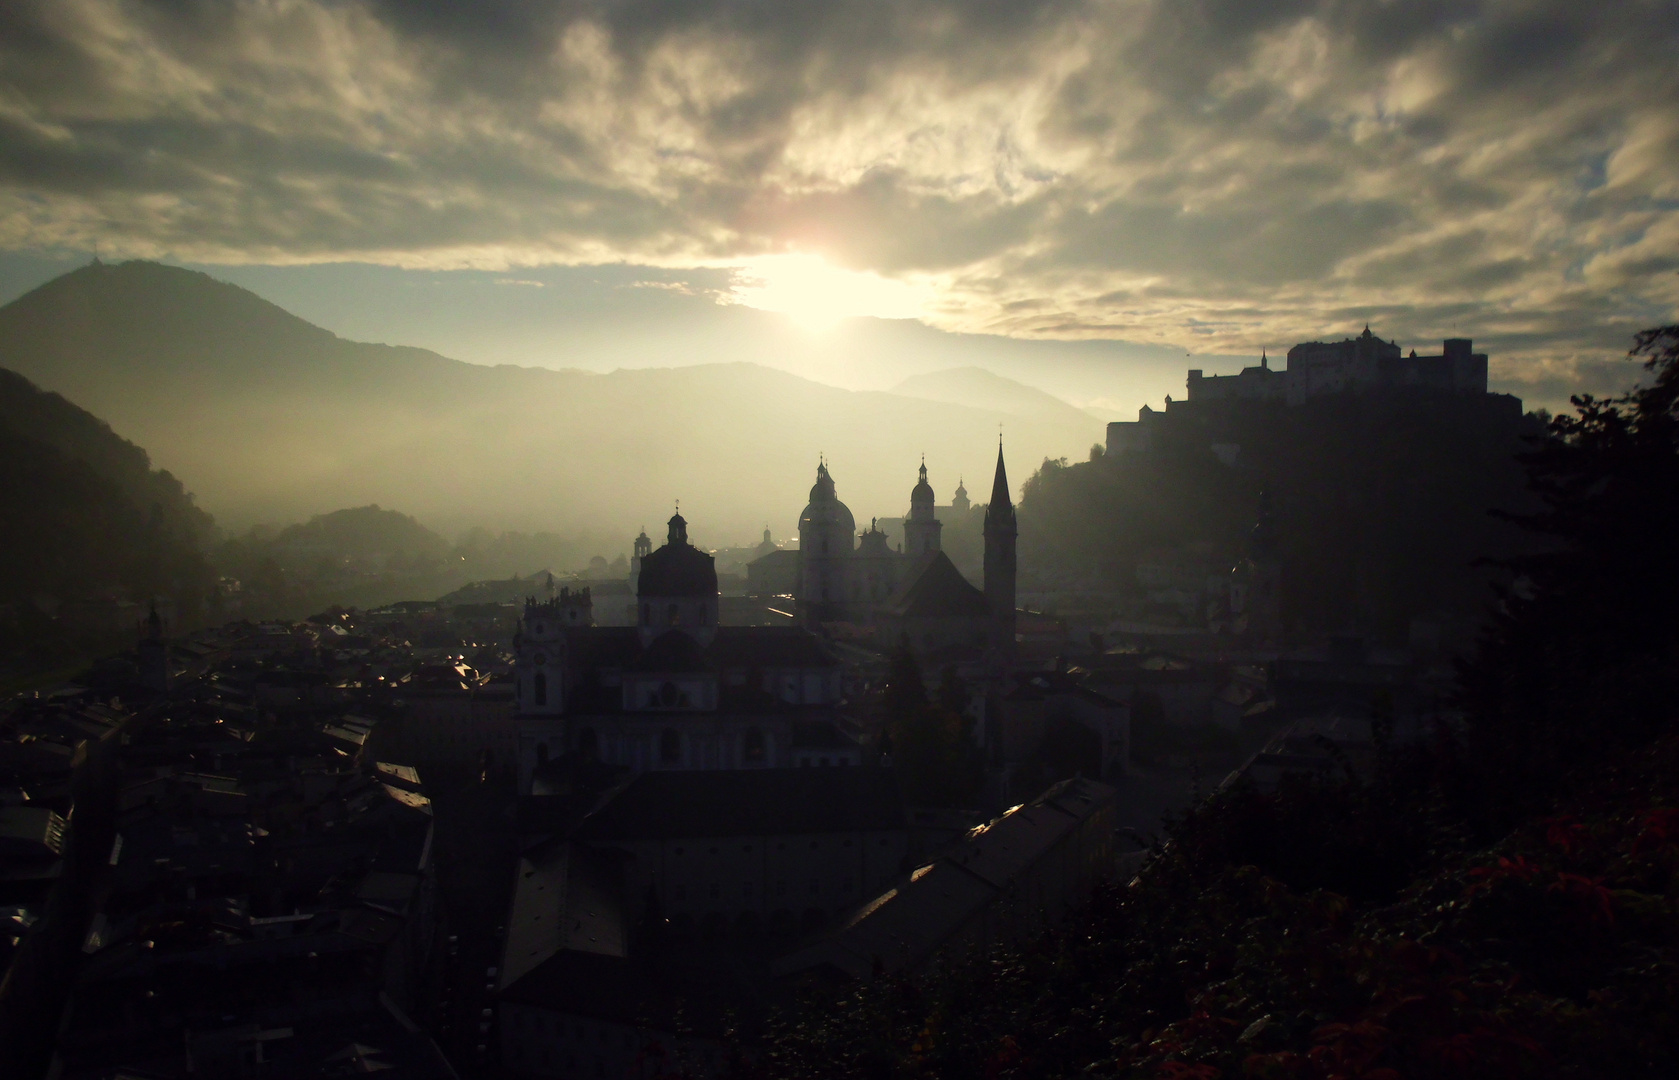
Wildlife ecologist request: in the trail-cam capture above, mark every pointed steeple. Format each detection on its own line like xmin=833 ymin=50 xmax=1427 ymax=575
xmin=983 ymin=439 xmax=1017 ymax=667
xmin=988 ymin=440 xmax=1013 ymax=515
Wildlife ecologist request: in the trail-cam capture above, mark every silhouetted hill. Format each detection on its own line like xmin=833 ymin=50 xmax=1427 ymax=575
xmin=269 ymin=505 xmax=448 ymax=562
xmin=0 ymin=366 xmax=214 ymax=632
xmin=1019 ymin=393 xmax=1545 ymax=640
xmin=0 ymin=262 xmax=1104 ymax=543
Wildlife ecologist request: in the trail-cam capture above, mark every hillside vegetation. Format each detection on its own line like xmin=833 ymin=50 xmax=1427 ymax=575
xmin=0 ymin=367 xmax=214 ymax=667
xmin=1017 ymin=391 xmax=1543 ymax=640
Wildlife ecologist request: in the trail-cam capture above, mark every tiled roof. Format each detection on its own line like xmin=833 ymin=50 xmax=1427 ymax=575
xmin=884 ymin=551 xmax=990 ymax=619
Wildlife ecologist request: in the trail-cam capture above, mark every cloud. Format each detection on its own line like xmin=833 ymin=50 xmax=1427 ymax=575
xmin=0 ymin=0 xmax=1675 ymax=380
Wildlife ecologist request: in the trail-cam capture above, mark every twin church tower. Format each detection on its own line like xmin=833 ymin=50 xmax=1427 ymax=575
xmin=796 ymin=443 xmax=1016 ymax=658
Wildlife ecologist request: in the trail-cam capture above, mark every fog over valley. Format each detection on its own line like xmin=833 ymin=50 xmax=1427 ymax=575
xmin=0 ymin=260 xmax=1107 ymax=549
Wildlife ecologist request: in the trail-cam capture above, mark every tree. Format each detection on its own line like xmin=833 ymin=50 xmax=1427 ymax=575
xmin=883 ymin=642 xmax=984 ymax=806
xmin=1459 ymin=325 xmax=1679 ymax=808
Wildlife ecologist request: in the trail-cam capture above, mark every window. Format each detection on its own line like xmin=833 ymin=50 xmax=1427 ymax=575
xmin=577 ymin=727 xmax=598 ymax=759
xmin=668 ymin=603 xmax=680 ymax=626
xmin=744 ymin=727 xmax=766 ymax=763
xmin=660 ymin=729 xmax=681 ymax=763
xmin=533 ymin=671 xmax=548 ymax=707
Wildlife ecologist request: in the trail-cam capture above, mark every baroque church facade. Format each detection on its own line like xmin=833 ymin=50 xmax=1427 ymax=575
xmin=513 ymin=512 xmax=849 ymax=792
xmin=796 ymin=444 xmax=1017 ymax=661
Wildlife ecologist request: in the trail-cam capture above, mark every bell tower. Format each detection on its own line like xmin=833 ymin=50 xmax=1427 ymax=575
xmin=904 ymin=458 xmax=943 ymax=557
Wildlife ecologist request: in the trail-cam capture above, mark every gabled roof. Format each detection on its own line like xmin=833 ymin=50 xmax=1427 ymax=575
xmin=884 ymin=551 xmax=990 ymax=619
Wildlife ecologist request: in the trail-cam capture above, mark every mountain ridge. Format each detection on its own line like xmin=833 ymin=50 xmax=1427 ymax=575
xmin=0 ymin=262 xmax=1104 ymax=544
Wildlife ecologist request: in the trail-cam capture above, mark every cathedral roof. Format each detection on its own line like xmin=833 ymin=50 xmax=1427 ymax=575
xmin=637 ymin=535 xmax=718 ymax=598
xmin=885 ymin=551 xmax=991 ymax=619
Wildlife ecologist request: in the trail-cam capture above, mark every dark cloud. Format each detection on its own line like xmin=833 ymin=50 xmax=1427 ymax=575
xmin=0 ymin=0 xmax=1674 ymax=385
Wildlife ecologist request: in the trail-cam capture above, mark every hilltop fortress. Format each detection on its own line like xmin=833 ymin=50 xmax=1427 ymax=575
xmin=1109 ymin=328 xmax=1516 ymax=454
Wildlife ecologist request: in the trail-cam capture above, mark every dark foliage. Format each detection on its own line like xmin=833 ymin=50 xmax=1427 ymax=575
xmin=1459 ymin=325 xmax=1679 ymax=820
xmin=882 ymin=644 xmax=985 ymax=807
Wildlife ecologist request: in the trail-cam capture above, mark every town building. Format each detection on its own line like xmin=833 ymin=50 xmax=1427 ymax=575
xmin=512 ymin=512 xmax=852 ymax=791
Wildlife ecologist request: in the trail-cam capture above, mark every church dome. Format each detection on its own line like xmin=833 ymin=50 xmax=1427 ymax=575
xmin=910 ymin=461 xmax=935 ymax=508
xmin=799 ymin=462 xmax=856 ymax=536
xmin=637 ymin=515 xmax=718 ymax=597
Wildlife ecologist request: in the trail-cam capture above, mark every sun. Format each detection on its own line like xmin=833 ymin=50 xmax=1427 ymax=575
xmin=727 ymin=253 xmax=928 ymax=331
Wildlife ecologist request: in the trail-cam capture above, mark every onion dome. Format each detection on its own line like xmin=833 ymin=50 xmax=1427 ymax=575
xmin=910 ymin=460 xmax=935 ymax=510
xmin=799 ymin=461 xmax=856 ymax=536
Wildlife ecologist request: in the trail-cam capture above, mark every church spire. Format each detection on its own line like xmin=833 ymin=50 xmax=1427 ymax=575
xmin=988 ymin=439 xmax=1013 ymax=516
xmin=983 ymin=440 xmax=1017 ymax=667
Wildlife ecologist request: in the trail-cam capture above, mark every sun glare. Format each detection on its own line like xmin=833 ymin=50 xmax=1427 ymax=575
xmin=728 ymin=253 xmax=928 ymax=331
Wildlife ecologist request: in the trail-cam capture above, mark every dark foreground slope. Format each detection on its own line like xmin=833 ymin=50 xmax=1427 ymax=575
xmin=761 ymin=329 xmax=1679 ymax=1080
xmin=0 ymin=262 xmax=1101 ymax=536
xmin=0 ymin=367 xmax=214 ymax=665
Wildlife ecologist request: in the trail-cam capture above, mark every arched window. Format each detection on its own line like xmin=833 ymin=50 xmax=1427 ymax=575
xmin=744 ymin=727 xmax=766 ymax=763
xmin=533 ymin=671 xmax=548 ymax=707
xmin=660 ymin=729 xmax=681 ymax=764
xmin=659 ymin=681 xmax=681 ymax=708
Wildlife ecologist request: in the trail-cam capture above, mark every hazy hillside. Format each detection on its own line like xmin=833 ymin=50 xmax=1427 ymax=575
xmin=0 ymin=262 xmax=1105 ymax=547
xmin=0 ymin=367 xmax=215 ymax=657
xmin=892 ymin=367 xmax=1105 ymax=432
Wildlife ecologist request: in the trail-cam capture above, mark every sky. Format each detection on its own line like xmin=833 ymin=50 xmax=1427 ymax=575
xmin=3 ymin=0 xmax=1676 ymax=412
